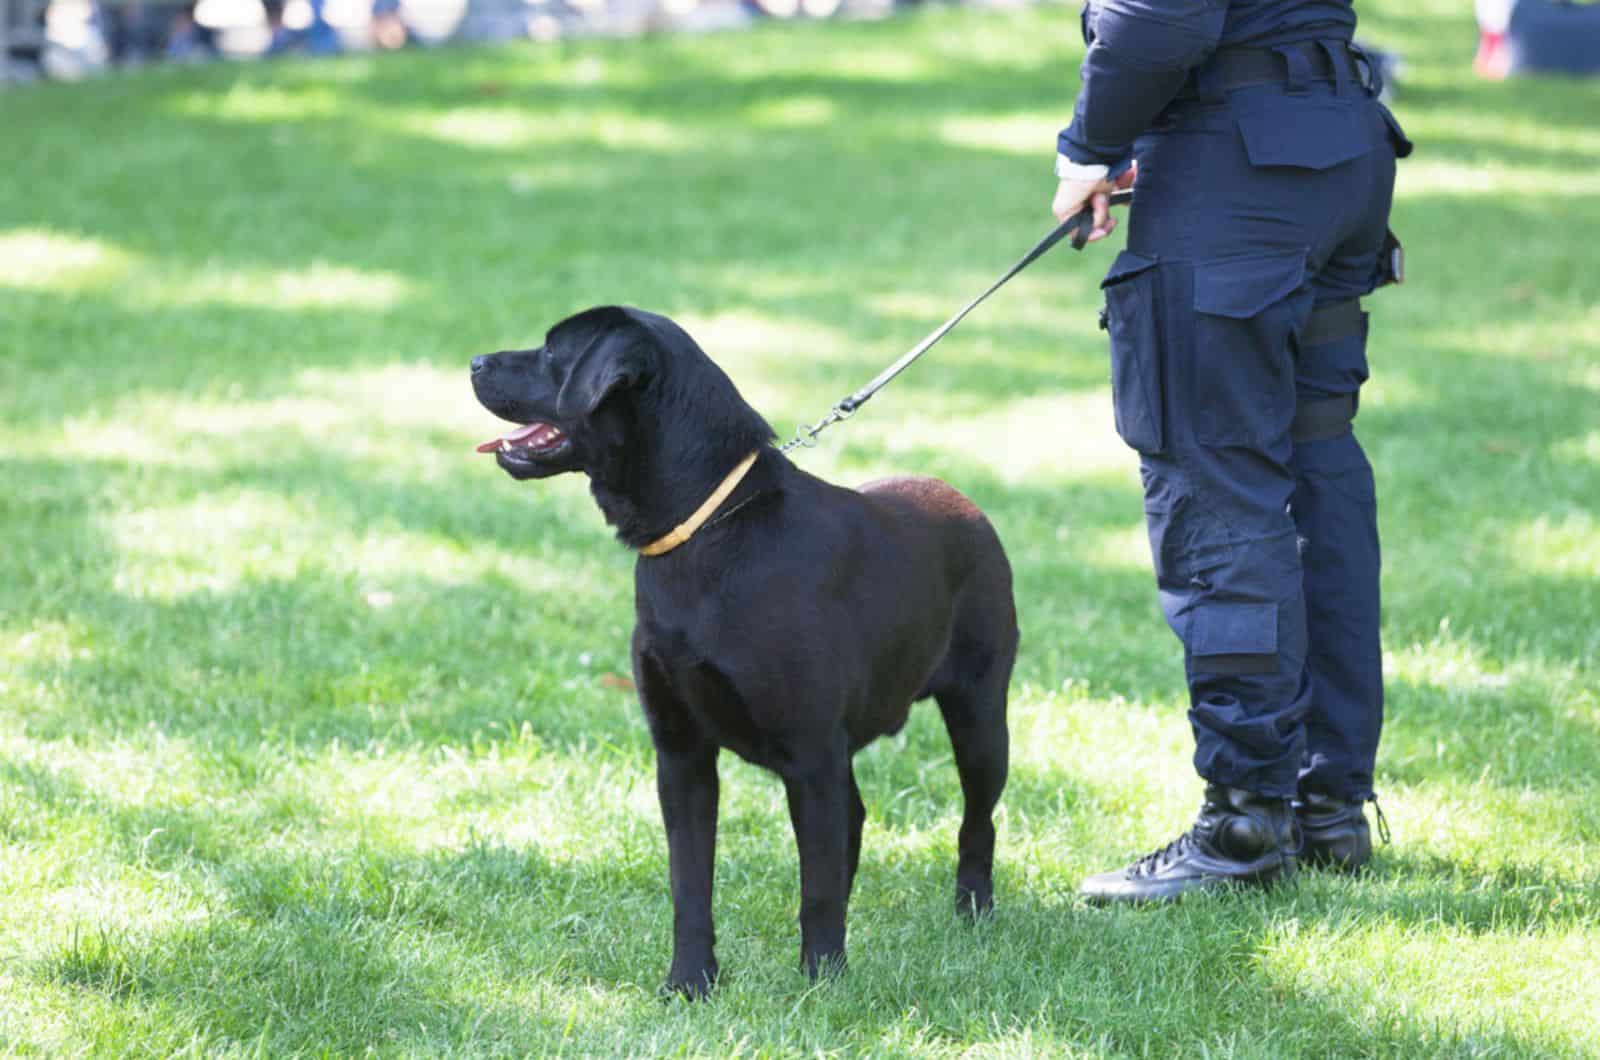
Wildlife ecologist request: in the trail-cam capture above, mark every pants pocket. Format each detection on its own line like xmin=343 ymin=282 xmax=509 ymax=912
xmin=1191 ymin=249 xmax=1311 ymax=447
xmin=1187 ymin=600 xmax=1280 ymax=675
xmin=1101 ymin=250 xmax=1166 ymax=454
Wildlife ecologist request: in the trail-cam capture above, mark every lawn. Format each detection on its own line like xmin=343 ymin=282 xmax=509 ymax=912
xmin=2 ymin=0 xmax=1598 ymax=1054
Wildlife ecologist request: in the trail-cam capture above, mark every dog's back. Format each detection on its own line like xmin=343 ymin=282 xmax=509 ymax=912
xmin=858 ymin=474 xmax=1018 ymax=708
xmin=859 ymin=475 xmax=1017 ymax=642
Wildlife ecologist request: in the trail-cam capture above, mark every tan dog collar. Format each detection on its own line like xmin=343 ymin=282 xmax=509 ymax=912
xmin=639 ymin=451 xmax=761 ymax=557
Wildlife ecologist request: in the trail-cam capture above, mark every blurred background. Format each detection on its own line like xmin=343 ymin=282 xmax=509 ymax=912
xmin=8 ymin=0 xmax=1600 ymax=82
xmin=5 ymin=0 xmax=970 ymax=79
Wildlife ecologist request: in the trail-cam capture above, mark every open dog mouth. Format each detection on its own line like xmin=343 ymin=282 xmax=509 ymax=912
xmin=475 ymin=421 xmax=568 ymax=456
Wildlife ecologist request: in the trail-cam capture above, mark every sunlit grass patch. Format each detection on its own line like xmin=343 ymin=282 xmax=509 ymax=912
xmin=1552 ymin=429 xmax=1600 ymax=467
xmin=1257 ymin=921 xmax=1600 ymax=1055
xmin=1424 ymin=311 xmax=1600 ymax=363
xmin=743 ymin=95 xmax=838 ymax=128
xmin=160 ymin=261 xmax=418 ymax=311
xmin=843 ymin=391 xmax=1129 ymax=484
xmin=675 ymin=306 xmax=855 ymax=371
xmin=167 ymin=80 xmax=345 ymax=122
xmin=1506 ymin=511 xmax=1600 ymax=578
xmin=398 ymin=106 xmax=698 ymax=151
xmin=1394 ymin=158 xmax=1600 ymax=201
xmin=0 ymin=229 xmax=136 ymax=291
xmin=938 ymin=113 xmax=1058 ymax=156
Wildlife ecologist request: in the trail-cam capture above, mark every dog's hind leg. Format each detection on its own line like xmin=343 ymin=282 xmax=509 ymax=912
xmin=936 ymin=661 xmax=1012 ymax=917
xmin=782 ymin=732 xmax=853 ymax=979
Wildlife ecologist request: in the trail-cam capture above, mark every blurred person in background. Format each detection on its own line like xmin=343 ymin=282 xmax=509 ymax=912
xmin=1475 ymin=0 xmax=1600 ymax=79
xmin=100 ymin=0 xmax=171 ymax=63
xmin=1051 ymin=0 xmax=1411 ymax=903
xmin=265 ymin=0 xmax=339 ymax=55
xmin=165 ymin=2 xmax=219 ymax=60
xmin=97 ymin=0 xmax=216 ymax=64
xmin=370 ymin=0 xmax=412 ymax=50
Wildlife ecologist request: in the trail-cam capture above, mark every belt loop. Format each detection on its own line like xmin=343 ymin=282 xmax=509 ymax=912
xmin=1349 ymin=40 xmax=1382 ymax=97
xmin=1274 ymin=44 xmax=1311 ymax=95
xmin=1318 ymin=39 xmax=1349 ymax=95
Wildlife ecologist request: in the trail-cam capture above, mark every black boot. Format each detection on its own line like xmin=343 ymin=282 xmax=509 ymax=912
xmin=1080 ymin=785 xmax=1298 ymax=904
xmin=1295 ymin=793 xmax=1379 ymax=871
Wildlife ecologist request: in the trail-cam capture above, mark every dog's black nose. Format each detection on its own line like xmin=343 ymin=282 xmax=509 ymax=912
xmin=471 ymin=355 xmax=490 ymax=375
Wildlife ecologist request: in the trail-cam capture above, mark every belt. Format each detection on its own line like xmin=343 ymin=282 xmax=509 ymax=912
xmin=1176 ymin=41 xmax=1374 ymax=102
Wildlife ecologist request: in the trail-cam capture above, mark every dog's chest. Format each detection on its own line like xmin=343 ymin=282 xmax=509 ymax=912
xmin=639 ymin=626 xmax=779 ymax=765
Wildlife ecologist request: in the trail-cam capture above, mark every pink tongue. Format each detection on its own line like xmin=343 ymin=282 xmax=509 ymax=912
xmin=475 ymin=422 xmax=548 ymax=453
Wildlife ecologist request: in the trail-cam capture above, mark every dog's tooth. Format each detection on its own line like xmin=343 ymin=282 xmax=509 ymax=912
xmin=500 ymin=440 xmax=511 ymax=452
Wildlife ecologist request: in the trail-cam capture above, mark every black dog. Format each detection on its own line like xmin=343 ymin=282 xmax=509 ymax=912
xmin=471 ymin=306 xmax=1017 ymax=996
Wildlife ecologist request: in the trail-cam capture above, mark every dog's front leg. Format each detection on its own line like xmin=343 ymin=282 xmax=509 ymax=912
xmin=656 ymin=738 xmax=721 ymax=998
xmin=782 ymin=736 xmax=852 ymax=979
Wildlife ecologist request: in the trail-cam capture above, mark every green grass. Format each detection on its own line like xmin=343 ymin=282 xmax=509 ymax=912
xmin=2 ymin=0 xmax=1597 ymax=1054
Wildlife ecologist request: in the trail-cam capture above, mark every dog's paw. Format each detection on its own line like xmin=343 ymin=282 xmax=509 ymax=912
xmin=955 ymin=884 xmax=994 ymax=919
xmin=661 ymin=962 xmax=719 ymax=1001
xmin=801 ymin=949 xmax=847 ymax=982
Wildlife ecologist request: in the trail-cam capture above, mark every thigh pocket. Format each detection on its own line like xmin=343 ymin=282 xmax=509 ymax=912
xmin=1187 ymin=600 xmax=1279 ymax=675
xmin=1192 ymin=249 xmax=1310 ymax=447
xmin=1101 ymin=250 xmax=1166 ymax=454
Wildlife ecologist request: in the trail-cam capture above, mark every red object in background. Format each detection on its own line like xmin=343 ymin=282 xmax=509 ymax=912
xmin=1475 ymin=30 xmax=1511 ymax=79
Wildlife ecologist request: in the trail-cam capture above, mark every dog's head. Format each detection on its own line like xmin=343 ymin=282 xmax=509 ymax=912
xmin=471 ymin=306 xmax=650 ymax=481
xmin=471 ymin=306 xmax=772 ymax=486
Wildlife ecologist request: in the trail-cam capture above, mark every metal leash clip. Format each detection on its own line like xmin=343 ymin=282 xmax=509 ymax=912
xmin=783 ymin=400 xmax=859 ymax=452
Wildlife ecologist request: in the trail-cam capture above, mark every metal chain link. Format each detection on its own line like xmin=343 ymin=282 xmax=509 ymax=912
xmin=779 ymin=400 xmax=858 ymax=453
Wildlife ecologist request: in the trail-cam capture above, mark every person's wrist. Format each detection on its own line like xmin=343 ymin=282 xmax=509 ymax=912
xmin=1055 ymin=155 xmax=1110 ymax=183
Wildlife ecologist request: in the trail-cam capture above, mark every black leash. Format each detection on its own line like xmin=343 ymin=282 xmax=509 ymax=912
xmin=780 ymin=189 xmax=1134 ymax=453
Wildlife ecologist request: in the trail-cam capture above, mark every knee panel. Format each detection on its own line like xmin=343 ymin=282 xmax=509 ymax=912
xmin=1142 ymin=458 xmax=1305 ymax=678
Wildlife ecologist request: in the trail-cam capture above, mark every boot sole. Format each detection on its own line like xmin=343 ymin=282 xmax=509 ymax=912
xmin=1081 ymin=855 xmax=1297 ymax=905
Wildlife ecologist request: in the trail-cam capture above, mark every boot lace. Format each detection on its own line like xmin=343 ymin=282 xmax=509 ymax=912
xmin=1369 ymin=794 xmax=1392 ymax=845
xmin=1130 ymin=829 xmax=1198 ymax=877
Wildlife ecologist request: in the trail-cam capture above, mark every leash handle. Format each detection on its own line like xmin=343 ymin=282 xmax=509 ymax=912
xmin=781 ymin=189 xmax=1133 ymax=452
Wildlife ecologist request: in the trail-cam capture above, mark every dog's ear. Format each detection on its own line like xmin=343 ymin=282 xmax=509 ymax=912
xmin=555 ymin=309 xmax=652 ymax=421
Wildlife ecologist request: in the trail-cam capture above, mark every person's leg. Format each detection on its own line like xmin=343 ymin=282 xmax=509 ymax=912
xmin=1079 ymin=81 xmax=1390 ymax=901
xmin=1082 ymin=230 xmax=1312 ymax=903
xmin=1287 ymin=118 xmax=1399 ymax=868
xmin=1289 ymin=304 xmax=1382 ymax=807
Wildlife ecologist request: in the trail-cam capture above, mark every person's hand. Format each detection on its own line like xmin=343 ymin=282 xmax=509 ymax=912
xmin=1051 ymin=161 xmax=1138 ymax=244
